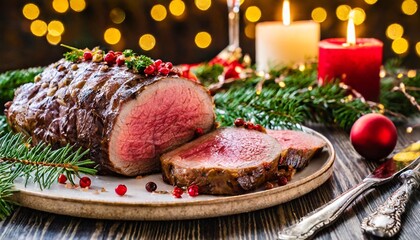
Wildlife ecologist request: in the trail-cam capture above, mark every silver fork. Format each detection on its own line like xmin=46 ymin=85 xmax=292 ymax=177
xmin=360 ymin=164 xmax=420 ymax=238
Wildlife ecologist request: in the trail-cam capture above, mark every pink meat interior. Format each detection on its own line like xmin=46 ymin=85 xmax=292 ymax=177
xmin=172 ymin=128 xmax=276 ymax=169
xmin=267 ymin=129 xmax=325 ymax=150
xmin=109 ymin=78 xmax=214 ymax=169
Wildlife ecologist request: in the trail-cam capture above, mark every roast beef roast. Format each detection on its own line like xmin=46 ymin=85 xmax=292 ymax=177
xmin=267 ymin=129 xmax=326 ymax=169
xmin=5 ymin=59 xmax=215 ymax=176
xmin=160 ymin=127 xmax=282 ymax=195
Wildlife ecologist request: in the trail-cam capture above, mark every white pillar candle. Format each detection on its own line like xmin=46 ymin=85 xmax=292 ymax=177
xmin=255 ymin=0 xmax=320 ymax=71
xmin=256 ymin=21 xmax=320 ymax=71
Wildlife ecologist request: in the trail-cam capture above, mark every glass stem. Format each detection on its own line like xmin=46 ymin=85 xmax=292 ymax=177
xmin=227 ymin=0 xmax=240 ymax=50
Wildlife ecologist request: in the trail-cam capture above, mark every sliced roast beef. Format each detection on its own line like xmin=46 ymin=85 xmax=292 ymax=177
xmin=267 ymin=129 xmax=326 ymax=169
xmin=160 ymin=127 xmax=282 ymax=195
xmin=5 ymin=59 xmax=215 ymax=176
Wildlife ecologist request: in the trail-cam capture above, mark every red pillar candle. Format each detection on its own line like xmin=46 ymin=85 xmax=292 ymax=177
xmin=318 ymin=38 xmax=383 ymax=101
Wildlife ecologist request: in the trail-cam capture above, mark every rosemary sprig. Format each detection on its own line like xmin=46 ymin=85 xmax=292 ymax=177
xmin=124 ymin=51 xmax=154 ymax=72
xmin=0 ymin=131 xmax=96 ymax=220
xmin=61 ymin=44 xmax=84 ymax=62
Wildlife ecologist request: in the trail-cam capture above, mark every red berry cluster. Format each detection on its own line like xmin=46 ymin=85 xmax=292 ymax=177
xmin=144 ymin=59 xmax=174 ymax=76
xmin=81 ymin=49 xmax=124 ymax=66
xmin=103 ymin=51 xmax=125 ymax=66
xmin=58 ymin=174 xmax=92 ymax=188
xmin=234 ymin=118 xmax=265 ymax=133
xmin=172 ymin=184 xmax=200 ymax=198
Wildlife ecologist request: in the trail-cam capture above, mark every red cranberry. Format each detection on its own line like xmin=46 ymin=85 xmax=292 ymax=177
xmin=195 ymin=128 xmax=204 ymax=137
xmin=244 ymin=121 xmax=254 ymax=129
xmin=172 ymin=186 xmax=183 ymax=198
xmin=144 ymin=65 xmax=155 ymax=75
xmin=83 ymin=51 xmax=93 ymax=61
xmin=278 ymin=176 xmax=288 ymax=186
xmin=145 ymin=181 xmax=157 ymax=192
xmin=254 ymin=124 xmax=264 ymax=132
xmin=115 ymin=184 xmax=127 ymax=196
xmin=79 ymin=176 xmax=91 ymax=188
xmin=58 ymin=174 xmax=67 ymax=184
xmin=159 ymin=67 xmax=170 ymax=75
xmin=154 ymin=59 xmax=163 ymax=68
xmin=187 ymin=185 xmax=199 ymax=197
xmin=116 ymin=55 xmax=125 ymax=66
xmin=104 ymin=52 xmax=116 ymax=65
xmin=165 ymin=62 xmax=173 ymax=69
xmin=234 ymin=118 xmax=245 ymax=127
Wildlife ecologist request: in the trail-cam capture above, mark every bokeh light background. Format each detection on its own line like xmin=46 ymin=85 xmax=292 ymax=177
xmin=0 ymin=0 xmax=419 ymax=72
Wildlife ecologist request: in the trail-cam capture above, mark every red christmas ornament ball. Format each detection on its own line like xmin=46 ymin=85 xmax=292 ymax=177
xmin=350 ymin=113 xmax=397 ymax=160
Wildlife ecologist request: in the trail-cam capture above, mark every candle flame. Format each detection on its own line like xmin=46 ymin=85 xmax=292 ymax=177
xmin=346 ymin=10 xmax=356 ymax=45
xmin=282 ymin=0 xmax=291 ymax=26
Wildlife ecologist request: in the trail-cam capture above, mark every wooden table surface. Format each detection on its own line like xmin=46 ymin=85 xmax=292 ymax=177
xmin=0 ymin=121 xmax=419 ymax=240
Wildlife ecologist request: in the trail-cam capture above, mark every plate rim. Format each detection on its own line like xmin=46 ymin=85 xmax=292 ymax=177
xmin=12 ymin=126 xmax=335 ymax=219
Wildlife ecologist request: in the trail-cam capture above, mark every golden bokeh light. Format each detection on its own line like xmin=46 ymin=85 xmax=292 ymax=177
xmin=47 ymin=20 xmax=65 ymax=37
xmin=110 ymin=8 xmax=126 ymax=24
xmin=104 ymin=28 xmax=121 ymax=45
xmin=46 ymin=33 xmax=61 ymax=45
xmin=386 ymin=23 xmax=404 ymax=40
xmin=195 ymin=0 xmax=211 ymax=11
xmin=364 ymin=0 xmax=378 ymax=4
xmin=30 ymin=20 xmax=47 ymax=37
xmin=151 ymin=4 xmax=167 ymax=21
xmin=195 ymin=32 xmax=212 ymax=48
xmin=52 ymin=0 xmax=69 ymax=13
xmin=353 ymin=8 xmax=366 ymax=25
xmin=407 ymin=70 xmax=417 ymax=78
xmin=244 ymin=24 xmax=255 ymax=39
xmin=169 ymin=0 xmax=186 ymax=17
xmin=245 ymin=6 xmax=261 ymax=23
xmin=69 ymin=0 xmax=86 ymax=12
xmin=311 ymin=7 xmax=327 ymax=23
xmin=22 ymin=3 xmax=40 ymax=20
xmin=402 ymin=0 xmax=418 ymax=15
xmin=392 ymin=38 xmax=409 ymax=54
xmin=139 ymin=34 xmax=156 ymax=51
xmin=336 ymin=5 xmax=351 ymax=21
xmin=416 ymin=42 xmax=420 ymax=57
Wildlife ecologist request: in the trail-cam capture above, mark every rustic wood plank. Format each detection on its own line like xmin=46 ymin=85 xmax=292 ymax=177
xmin=0 ymin=122 xmax=419 ymax=240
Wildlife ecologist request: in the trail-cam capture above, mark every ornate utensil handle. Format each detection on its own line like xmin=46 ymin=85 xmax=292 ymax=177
xmin=278 ymin=179 xmax=377 ymax=240
xmin=361 ymin=170 xmax=420 ymax=238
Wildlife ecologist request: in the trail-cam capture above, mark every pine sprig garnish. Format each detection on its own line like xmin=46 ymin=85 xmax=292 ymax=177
xmin=0 ymin=67 xmax=44 ymax=103
xmin=214 ymin=66 xmax=381 ymax=131
xmin=0 ymin=116 xmax=9 ymax=134
xmin=0 ymin=174 xmax=14 ymax=220
xmin=0 ymin=132 xmax=97 ymax=220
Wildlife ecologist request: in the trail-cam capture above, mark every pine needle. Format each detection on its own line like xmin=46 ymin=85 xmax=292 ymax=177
xmin=0 ymin=131 xmax=96 ymax=220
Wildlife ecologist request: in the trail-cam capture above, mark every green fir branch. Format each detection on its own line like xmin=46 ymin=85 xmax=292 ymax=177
xmin=0 ymin=132 xmax=96 ymax=220
xmin=213 ymin=65 xmax=388 ymax=131
xmin=0 ymin=67 xmax=44 ymax=103
xmin=0 ymin=116 xmax=9 ymax=134
xmin=0 ymin=174 xmax=14 ymax=220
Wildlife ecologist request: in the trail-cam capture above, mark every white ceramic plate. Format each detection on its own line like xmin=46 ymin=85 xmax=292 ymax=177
xmin=12 ymin=127 xmax=335 ymax=220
